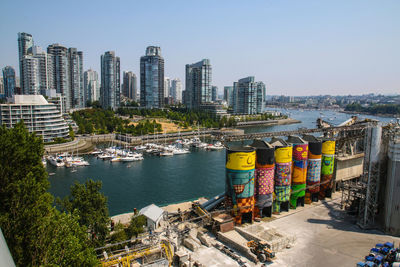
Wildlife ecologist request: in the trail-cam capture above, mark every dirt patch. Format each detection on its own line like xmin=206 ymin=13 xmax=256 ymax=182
xmin=128 ymin=118 xmax=194 ymax=133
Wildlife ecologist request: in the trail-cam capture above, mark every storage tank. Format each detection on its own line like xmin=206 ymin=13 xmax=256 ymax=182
xmin=303 ymin=135 xmax=322 ymax=203
xmin=270 ymin=138 xmax=292 ymax=214
xmin=320 ymin=140 xmax=336 ymax=199
xmin=384 ymin=132 xmax=400 ymax=236
xmin=287 ymin=136 xmax=308 ymax=209
xmin=251 ymin=140 xmax=274 ymax=218
xmin=225 ymin=147 xmax=256 ymax=224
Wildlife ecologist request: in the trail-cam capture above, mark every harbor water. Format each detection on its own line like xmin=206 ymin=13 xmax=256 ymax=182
xmin=47 ymin=109 xmax=396 ymax=216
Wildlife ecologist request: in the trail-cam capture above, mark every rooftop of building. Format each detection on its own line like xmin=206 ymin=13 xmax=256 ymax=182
xmin=3 ymin=95 xmax=50 ymax=105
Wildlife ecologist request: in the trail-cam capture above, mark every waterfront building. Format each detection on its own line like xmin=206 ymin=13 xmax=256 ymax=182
xmin=185 ymin=59 xmax=212 ymax=109
xmin=122 ymin=71 xmax=137 ymax=101
xmin=212 ymin=86 xmax=218 ymax=102
xmin=47 ymin=44 xmax=70 ymax=110
xmin=18 ymin=32 xmax=34 ymax=93
xmin=233 ymin=76 xmax=258 ymax=114
xmin=101 ymin=51 xmax=120 ymax=110
xmin=170 ymin=78 xmax=182 ymax=103
xmin=84 ymin=69 xmax=100 ymax=103
xmin=0 ymin=95 xmax=69 ymax=142
xmin=140 ymin=46 xmax=164 ymax=108
xmin=68 ymin=48 xmax=84 ymax=108
xmin=2 ymin=66 xmax=16 ymax=99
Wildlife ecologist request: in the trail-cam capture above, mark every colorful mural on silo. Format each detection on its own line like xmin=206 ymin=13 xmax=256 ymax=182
xmin=319 ymin=140 xmax=336 ymax=199
xmin=254 ymin=146 xmax=275 ymax=218
xmin=288 ymin=137 xmax=308 ymax=209
xmin=272 ymin=143 xmax=292 ymax=214
xmin=225 ymin=147 xmax=256 ymax=224
xmin=303 ymin=136 xmax=322 ymax=204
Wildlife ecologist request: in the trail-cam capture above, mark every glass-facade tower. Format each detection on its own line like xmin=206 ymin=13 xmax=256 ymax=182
xmin=18 ymin=32 xmax=34 ymax=93
xmin=101 ymin=51 xmax=120 ymax=110
xmin=185 ymin=59 xmax=212 ymax=109
xmin=140 ymin=46 xmax=164 ymax=108
xmin=2 ymin=66 xmax=16 ymax=98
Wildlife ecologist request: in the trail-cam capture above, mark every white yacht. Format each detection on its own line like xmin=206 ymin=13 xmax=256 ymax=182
xmin=98 ymin=153 xmax=113 ymax=160
xmin=47 ymin=156 xmax=65 ymax=167
xmin=160 ymin=150 xmax=174 ymax=156
xmin=65 ymin=156 xmax=90 ymax=167
xmin=120 ymin=152 xmax=144 ymax=162
xmin=173 ymin=147 xmax=190 ymax=155
xmin=208 ymin=141 xmax=225 ymax=150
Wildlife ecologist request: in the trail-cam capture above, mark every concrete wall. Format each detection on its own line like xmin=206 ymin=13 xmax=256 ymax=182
xmin=336 ymin=153 xmax=364 ymax=181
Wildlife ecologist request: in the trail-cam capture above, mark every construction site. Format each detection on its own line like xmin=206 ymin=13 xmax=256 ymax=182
xmin=97 ymin=117 xmax=400 ymax=267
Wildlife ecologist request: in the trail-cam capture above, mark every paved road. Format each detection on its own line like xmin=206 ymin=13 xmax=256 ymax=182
xmin=267 ymin=197 xmax=400 ymax=267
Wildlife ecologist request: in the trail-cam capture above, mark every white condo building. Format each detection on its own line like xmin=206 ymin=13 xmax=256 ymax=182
xmin=0 ymin=95 xmax=69 ymax=142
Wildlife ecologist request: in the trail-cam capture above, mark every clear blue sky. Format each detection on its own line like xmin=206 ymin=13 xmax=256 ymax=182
xmin=0 ymin=0 xmax=399 ymax=96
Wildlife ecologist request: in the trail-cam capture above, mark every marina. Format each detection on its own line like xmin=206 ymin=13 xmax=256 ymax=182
xmin=47 ymin=109 xmax=395 ymax=216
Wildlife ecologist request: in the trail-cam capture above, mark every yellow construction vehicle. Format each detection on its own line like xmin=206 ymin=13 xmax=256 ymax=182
xmin=247 ymin=240 xmax=275 ymax=263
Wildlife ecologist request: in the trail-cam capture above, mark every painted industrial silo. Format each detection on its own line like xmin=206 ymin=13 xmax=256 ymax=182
xmin=384 ymin=129 xmax=400 ymax=235
xmin=225 ymin=147 xmax=256 ymax=224
xmin=251 ymin=140 xmax=275 ymax=218
xmin=319 ymin=140 xmax=336 ymax=199
xmin=303 ymin=135 xmax=322 ymax=203
xmin=270 ymin=138 xmax=292 ymax=214
xmin=287 ymin=136 xmax=308 ymax=209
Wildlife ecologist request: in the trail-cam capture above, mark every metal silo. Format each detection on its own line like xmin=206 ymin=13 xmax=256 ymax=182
xmin=303 ymin=135 xmax=322 ymax=203
xmin=320 ymin=140 xmax=336 ymax=199
xmin=287 ymin=136 xmax=308 ymax=209
xmin=270 ymin=138 xmax=292 ymax=214
xmin=251 ymin=140 xmax=275 ymax=218
xmin=225 ymin=146 xmax=256 ymax=224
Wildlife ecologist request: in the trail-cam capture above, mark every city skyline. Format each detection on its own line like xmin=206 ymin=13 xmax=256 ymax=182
xmin=0 ymin=0 xmax=399 ymax=96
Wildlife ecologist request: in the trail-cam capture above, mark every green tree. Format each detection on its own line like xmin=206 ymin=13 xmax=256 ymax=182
xmin=125 ymin=215 xmax=146 ymax=238
xmin=58 ymin=180 xmax=110 ymax=247
xmin=0 ymin=122 xmax=97 ymax=266
xmin=109 ymin=222 xmax=128 ymax=243
xmin=69 ymin=125 xmax=75 ymax=140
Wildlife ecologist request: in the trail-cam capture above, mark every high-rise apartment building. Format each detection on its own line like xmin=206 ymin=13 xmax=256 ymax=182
xmin=185 ymin=59 xmax=212 ymax=109
xmin=17 ymin=32 xmax=34 ymax=93
xmin=0 ymin=78 xmax=3 ymax=96
xmin=212 ymin=86 xmax=218 ymax=102
xmin=170 ymin=78 xmax=182 ymax=103
xmin=164 ymin=77 xmax=171 ymax=97
xmin=30 ymin=46 xmax=50 ymax=95
xmin=233 ymin=76 xmax=258 ymax=114
xmin=100 ymin=51 xmax=120 ymax=110
xmin=122 ymin=71 xmax=137 ymax=101
xmin=21 ymin=55 xmax=40 ymax=95
xmin=47 ymin=44 xmax=70 ymax=110
xmin=224 ymin=86 xmax=234 ymax=107
xmin=2 ymin=66 xmax=16 ymax=98
xmin=68 ymin=48 xmax=84 ymax=108
xmin=256 ymin=82 xmax=266 ymax=113
xmin=140 ymin=46 xmax=164 ymax=108
xmin=84 ymin=69 xmax=100 ymax=103
xmin=47 ymin=44 xmax=84 ymax=111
